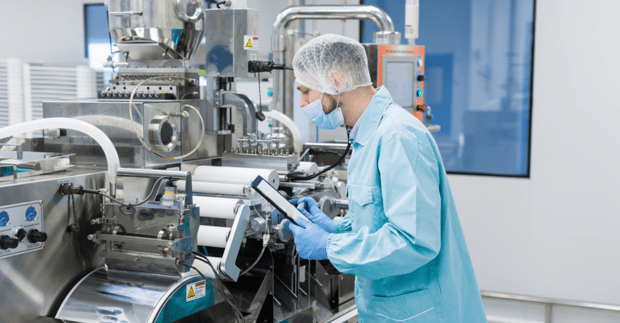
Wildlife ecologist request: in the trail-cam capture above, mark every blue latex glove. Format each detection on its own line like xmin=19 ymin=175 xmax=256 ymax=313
xmin=284 ymin=217 xmax=330 ymax=260
xmin=291 ymin=197 xmax=335 ymax=233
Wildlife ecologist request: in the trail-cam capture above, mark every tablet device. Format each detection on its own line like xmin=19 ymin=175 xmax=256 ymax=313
xmin=251 ymin=175 xmax=312 ymax=225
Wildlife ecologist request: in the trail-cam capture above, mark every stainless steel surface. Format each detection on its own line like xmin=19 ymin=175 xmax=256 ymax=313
xmin=94 ymin=168 xmax=199 ymax=276
xmin=43 ymin=100 xmax=184 ymax=168
xmin=0 ymin=151 xmax=75 ymax=181
xmin=372 ymin=31 xmax=402 ymax=45
xmin=0 ymin=169 xmax=106 ymax=323
xmin=271 ymin=5 xmax=396 ymax=115
xmin=0 ymin=137 xmax=45 ymax=153
xmin=224 ymin=92 xmax=259 ymax=136
xmin=56 ymin=268 xmax=207 ymax=323
xmin=182 ymin=97 xmax=223 ymax=161
xmin=106 ymin=0 xmax=204 ymax=61
xmin=148 ymin=114 xmax=179 ymax=153
xmin=332 ymin=199 xmax=348 ymax=209
xmin=0 ymin=201 xmax=44 ymax=259
xmin=221 ymin=153 xmax=299 ymax=172
xmin=0 ymin=143 xmax=23 ymax=159
xmin=115 ymin=168 xmax=191 ymax=181
xmin=203 ymin=9 xmax=259 ymax=78
xmin=174 ymin=0 xmax=205 ymax=23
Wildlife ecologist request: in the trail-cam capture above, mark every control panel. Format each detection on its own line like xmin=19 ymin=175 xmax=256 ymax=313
xmin=99 ymin=85 xmax=179 ymax=100
xmin=0 ymin=201 xmax=46 ymax=259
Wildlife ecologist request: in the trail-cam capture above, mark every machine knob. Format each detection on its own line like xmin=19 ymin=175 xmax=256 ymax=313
xmin=28 ymin=230 xmax=47 ymax=243
xmin=0 ymin=235 xmax=19 ymax=249
xmin=250 ymin=217 xmax=266 ymax=232
xmin=275 ymin=220 xmax=293 ymax=242
xmin=417 ymin=75 xmax=425 ymax=82
xmin=14 ymin=228 xmax=27 ymax=242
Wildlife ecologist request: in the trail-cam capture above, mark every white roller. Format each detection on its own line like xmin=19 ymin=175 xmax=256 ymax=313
xmin=190 ymin=256 xmax=222 ymax=279
xmin=195 ymin=196 xmax=242 ymax=219
xmin=298 ymin=162 xmax=319 ymax=176
xmin=177 ymin=181 xmax=247 ymax=196
xmin=194 ymin=166 xmax=280 ymax=188
xmin=197 ymin=226 xmax=231 ymax=248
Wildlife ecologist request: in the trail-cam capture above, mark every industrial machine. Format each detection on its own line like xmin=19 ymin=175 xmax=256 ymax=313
xmin=0 ymin=1 xmax=425 ymax=323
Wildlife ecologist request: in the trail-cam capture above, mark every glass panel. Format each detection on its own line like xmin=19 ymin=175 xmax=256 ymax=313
xmin=85 ymin=4 xmax=116 ymax=71
xmin=362 ymin=0 xmax=535 ymax=176
xmin=384 ymin=62 xmax=416 ymax=107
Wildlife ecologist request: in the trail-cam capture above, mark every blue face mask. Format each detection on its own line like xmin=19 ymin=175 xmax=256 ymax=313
xmin=303 ymin=93 xmax=344 ymax=130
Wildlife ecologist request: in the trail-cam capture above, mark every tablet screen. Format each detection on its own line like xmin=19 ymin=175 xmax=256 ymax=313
xmin=252 ymin=176 xmax=312 ymax=225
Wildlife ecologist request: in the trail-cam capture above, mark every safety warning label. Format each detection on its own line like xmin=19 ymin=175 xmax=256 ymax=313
xmin=244 ymin=35 xmax=259 ymax=50
xmin=186 ymin=280 xmax=207 ymax=302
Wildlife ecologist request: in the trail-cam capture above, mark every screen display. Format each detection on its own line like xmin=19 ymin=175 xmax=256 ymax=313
xmin=384 ymin=62 xmax=416 ymax=107
xmin=251 ymin=176 xmax=312 ymax=225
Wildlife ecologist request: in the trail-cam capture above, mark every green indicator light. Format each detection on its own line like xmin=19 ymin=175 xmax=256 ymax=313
xmin=267 ymin=91 xmax=273 ymax=97
xmin=198 ymin=70 xmax=207 ymax=76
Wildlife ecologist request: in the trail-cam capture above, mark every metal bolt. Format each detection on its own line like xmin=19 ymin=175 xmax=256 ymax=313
xmin=134 ymin=257 xmax=140 ymax=262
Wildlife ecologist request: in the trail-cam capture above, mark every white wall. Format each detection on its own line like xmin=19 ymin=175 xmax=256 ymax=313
xmin=451 ymin=0 xmax=620 ymax=321
xmin=0 ymin=0 xmax=97 ymax=64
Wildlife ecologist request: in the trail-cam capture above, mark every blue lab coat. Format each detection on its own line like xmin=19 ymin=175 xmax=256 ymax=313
xmin=326 ymin=87 xmax=487 ymax=323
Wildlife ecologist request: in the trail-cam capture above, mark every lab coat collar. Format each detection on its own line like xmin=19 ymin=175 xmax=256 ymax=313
xmin=352 ymin=86 xmax=392 ymax=146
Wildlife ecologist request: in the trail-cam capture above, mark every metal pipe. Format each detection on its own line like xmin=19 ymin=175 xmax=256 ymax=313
xmin=304 ymin=142 xmax=349 ymax=150
xmin=116 ymin=168 xmax=191 ymax=180
xmin=271 ymin=5 xmax=396 ymax=115
xmin=333 ymin=199 xmax=348 ymax=209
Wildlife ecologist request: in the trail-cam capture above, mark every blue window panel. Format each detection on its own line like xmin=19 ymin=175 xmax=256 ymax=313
xmin=361 ymin=0 xmax=535 ymax=176
xmin=84 ymin=4 xmax=112 ymax=58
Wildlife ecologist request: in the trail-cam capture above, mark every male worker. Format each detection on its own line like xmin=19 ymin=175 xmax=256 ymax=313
xmin=284 ymin=34 xmax=488 ymax=322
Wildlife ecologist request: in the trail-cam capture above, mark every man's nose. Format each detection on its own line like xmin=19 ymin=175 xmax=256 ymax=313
xmin=300 ymin=99 xmax=308 ymax=108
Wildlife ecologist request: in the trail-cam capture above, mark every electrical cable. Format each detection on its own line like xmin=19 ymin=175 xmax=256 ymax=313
xmin=289 ymin=130 xmax=352 ymax=181
xmin=183 ymin=262 xmax=244 ymax=323
xmin=255 ymin=73 xmax=265 ymax=121
xmin=215 ymin=0 xmax=229 ymax=8
xmin=189 ymin=254 xmax=245 ymax=323
xmin=127 ymin=76 xmax=205 ymax=160
xmin=181 ymin=92 xmax=199 ymax=100
xmin=239 ymin=233 xmax=269 ymax=276
xmin=82 ymin=177 xmax=168 ymax=214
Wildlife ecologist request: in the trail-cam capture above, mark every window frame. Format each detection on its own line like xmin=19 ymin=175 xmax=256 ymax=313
xmin=359 ymin=0 xmax=537 ymax=178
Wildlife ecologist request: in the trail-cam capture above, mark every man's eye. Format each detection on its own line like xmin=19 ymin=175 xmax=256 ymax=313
xmin=303 ymin=91 xmax=309 ymax=95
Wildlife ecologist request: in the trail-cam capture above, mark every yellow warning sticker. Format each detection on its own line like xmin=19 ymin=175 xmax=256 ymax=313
xmin=244 ymin=35 xmax=258 ymax=51
xmin=186 ymin=280 xmax=206 ymax=302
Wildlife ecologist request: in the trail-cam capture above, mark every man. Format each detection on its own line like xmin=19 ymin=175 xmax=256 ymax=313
xmin=283 ymin=34 xmax=487 ymax=323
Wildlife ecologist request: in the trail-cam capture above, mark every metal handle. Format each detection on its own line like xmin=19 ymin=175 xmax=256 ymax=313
xmin=109 ymin=11 xmax=143 ymax=16
xmin=174 ymin=0 xmax=205 ymax=23
xmin=116 ymin=168 xmax=191 ymax=180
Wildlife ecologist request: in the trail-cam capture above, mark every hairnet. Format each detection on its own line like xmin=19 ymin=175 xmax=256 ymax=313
xmin=293 ymin=34 xmax=373 ymax=95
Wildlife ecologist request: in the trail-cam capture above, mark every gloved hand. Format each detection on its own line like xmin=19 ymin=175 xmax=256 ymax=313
xmin=284 ymin=217 xmax=330 ymax=260
xmin=291 ymin=197 xmax=335 ymax=233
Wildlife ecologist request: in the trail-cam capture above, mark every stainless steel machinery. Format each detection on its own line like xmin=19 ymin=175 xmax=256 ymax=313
xmin=0 ymin=2 xmax=417 ymax=323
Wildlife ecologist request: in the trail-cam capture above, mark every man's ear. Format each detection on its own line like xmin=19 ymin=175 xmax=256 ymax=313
xmin=329 ymin=70 xmax=346 ymax=92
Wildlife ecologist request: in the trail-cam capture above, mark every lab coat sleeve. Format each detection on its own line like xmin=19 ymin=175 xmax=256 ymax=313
xmin=326 ymin=127 xmax=442 ymax=280
xmin=334 ymin=213 xmax=352 ymax=233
